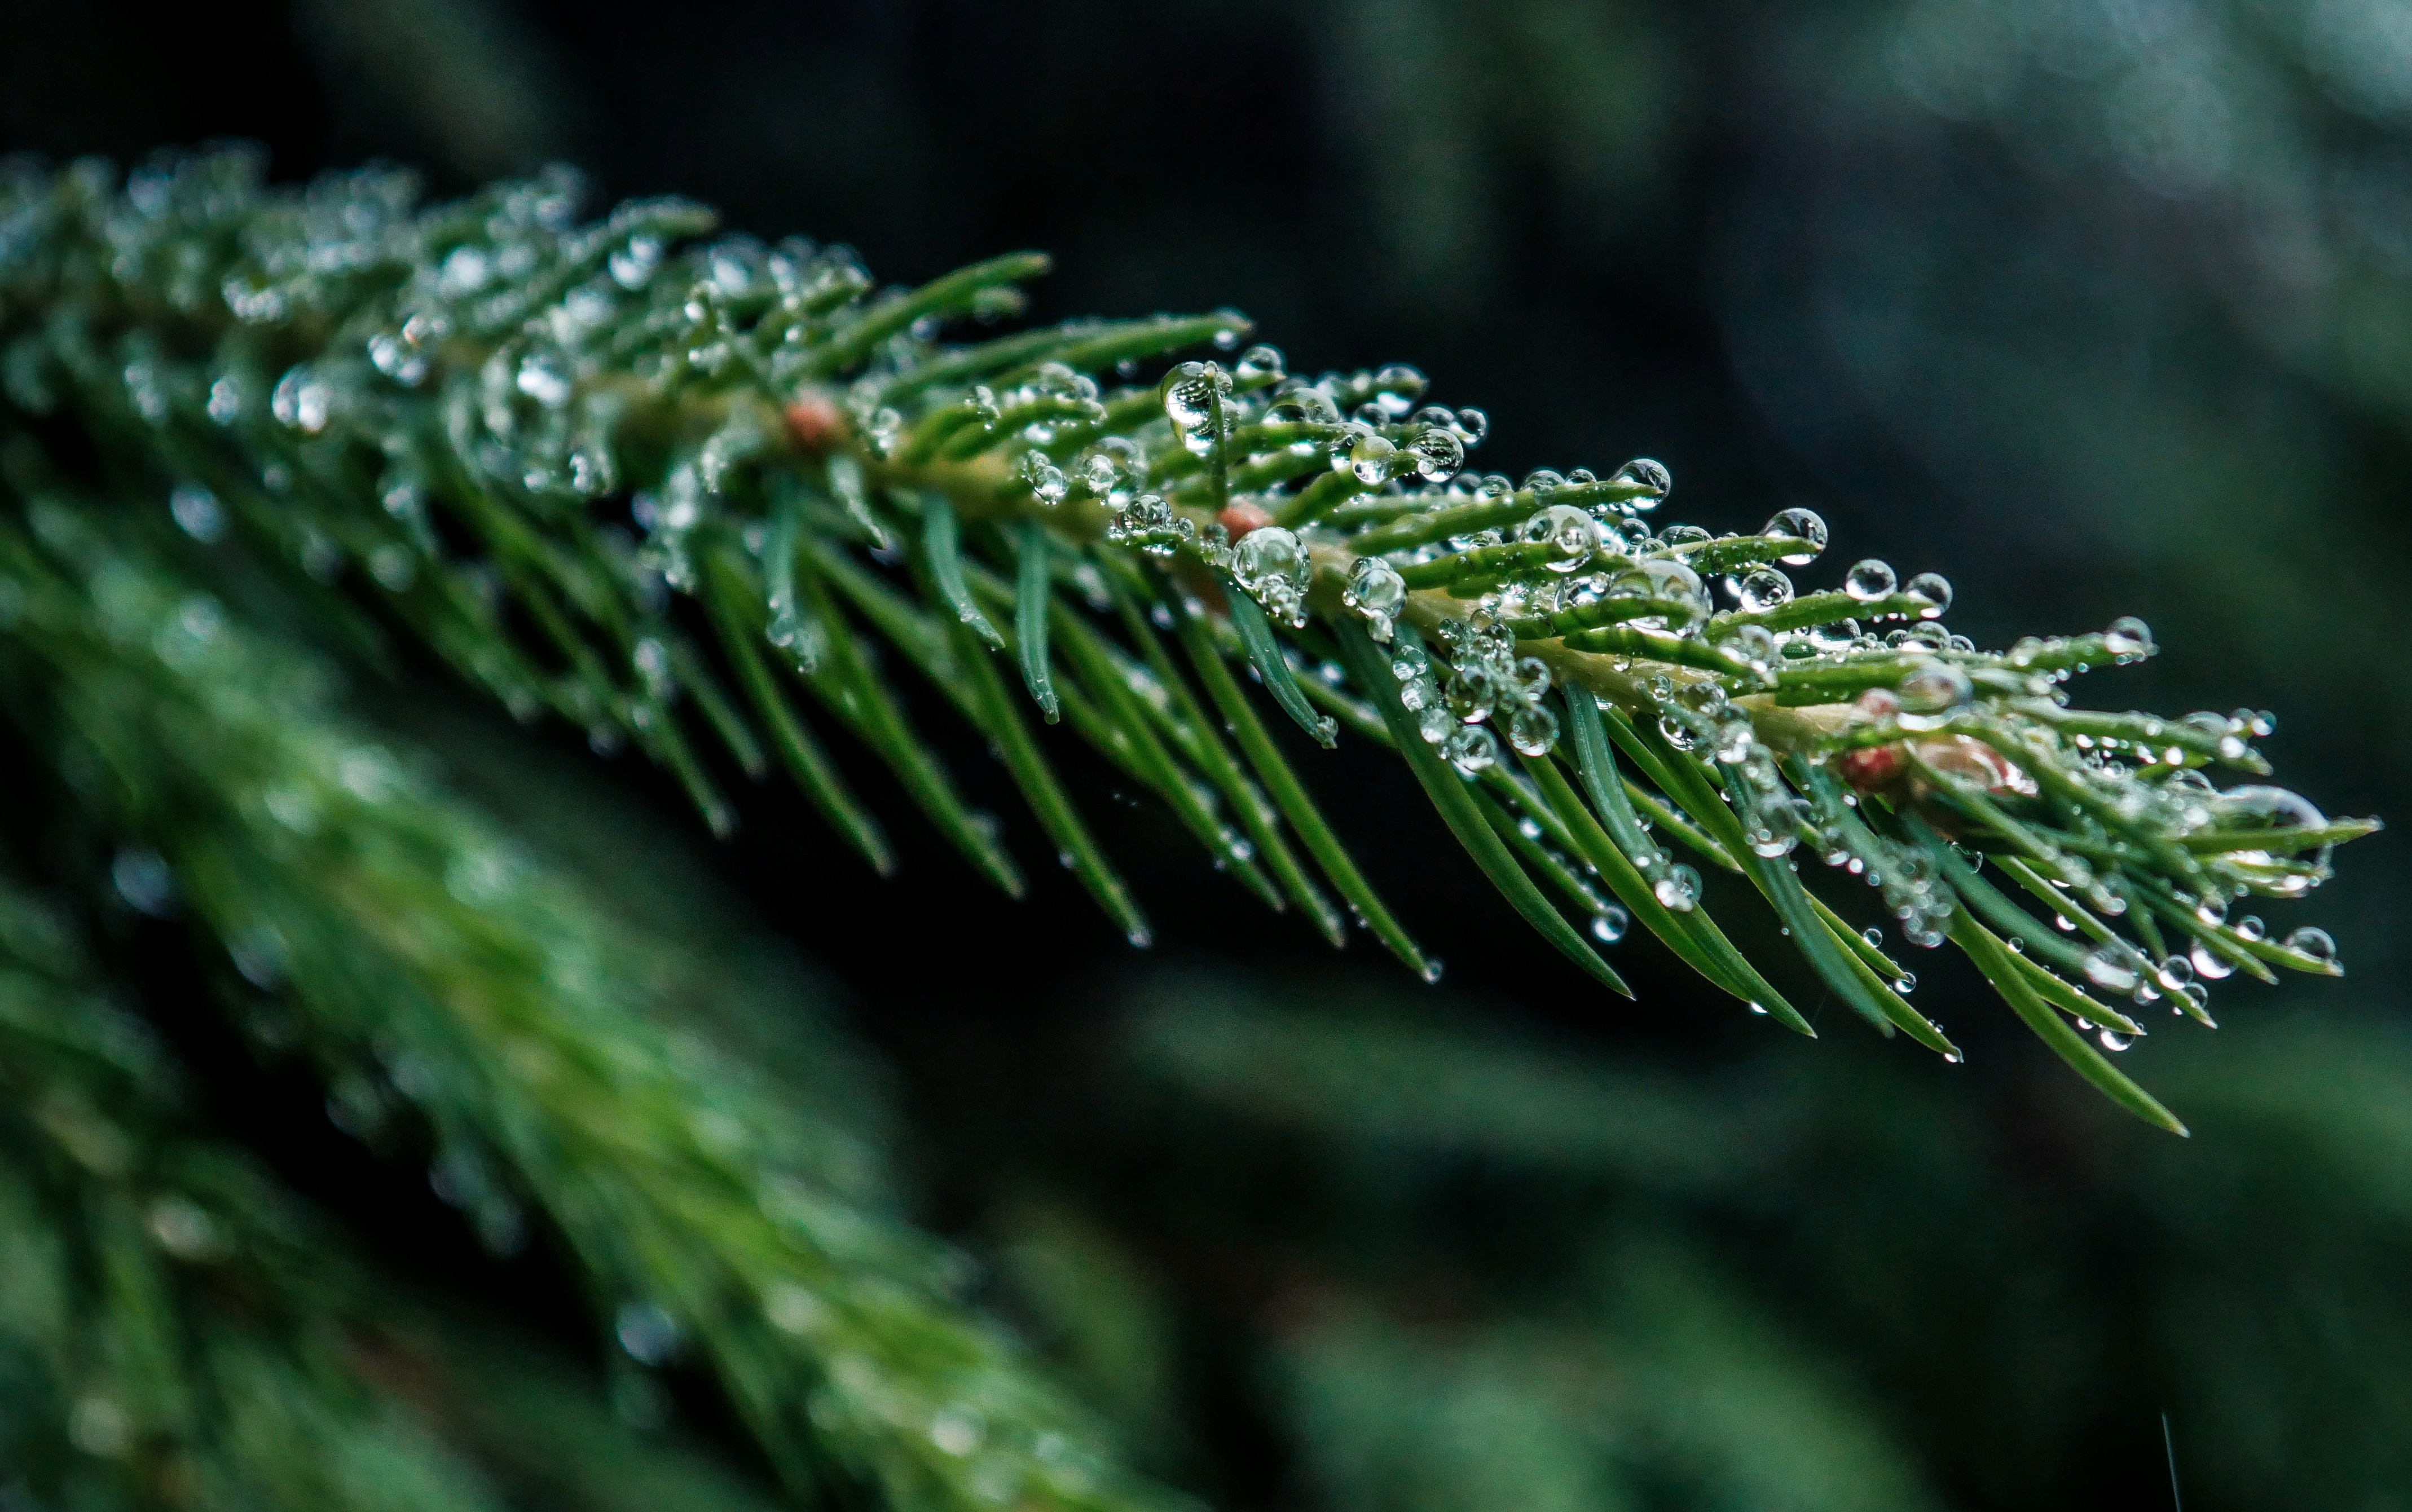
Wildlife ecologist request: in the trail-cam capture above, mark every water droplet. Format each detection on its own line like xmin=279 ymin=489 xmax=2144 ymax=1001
xmin=1520 ymin=503 xmax=1600 ymax=573
xmin=516 ymin=349 xmax=574 ymax=408
xmin=1233 ymin=526 xmax=1305 ymax=590
xmin=1904 ymin=572 xmax=1952 ymax=617
xmin=270 ymin=366 xmax=333 ymax=432
xmin=1235 ymin=344 xmax=1286 ymax=383
xmin=1342 ymin=556 xmax=1407 ymax=640
xmin=1264 ymin=382 xmax=1341 ymax=426
xmin=1407 ymin=426 xmax=1464 ymax=481
xmin=569 ymin=443 xmax=618 ymax=496
xmin=2104 ymin=615 xmax=2154 ymax=657
xmin=1654 ymin=863 xmax=1702 ymax=911
xmin=1159 ymin=360 xmax=1231 ymax=432
xmin=930 ymin=1407 xmax=984 ymax=1457
xmin=1737 ymin=567 xmax=1794 ymax=613
xmin=2083 ymin=947 xmax=2139 ymax=993
xmin=1345 ymin=429 xmax=1397 ymax=485
xmin=69 ymin=1397 xmax=130 ymax=1459
xmin=169 ymin=484 xmax=224 ymax=543
xmin=2282 ymin=925 xmax=2338 ymax=966
xmin=1506 ymin=702 xmax=1559 ymax=757
xmin=1018 ymin=450 xmax=1068 ymax=505
xmin=1591 ymin=905 xmax=1631 ymax=944
xmin=1844 ymin=559 xmax=1898 ymax=602
xmin=1760 ymin=508 xmax=1828 ymax=565
xmin=1861 ymin=925 xmax=1884 ymax=947
xmin=1445 ymin=660 xmax=1502 ymax=724
xmin=1898 ymin=662 xmax=1973 ymax=713
xmin=609 ymin=233 xmax=664 ymax=288
xmin=2097 ymin=1028 xmax=2134 ymax=1052
xmin=1747 ymin=826 xmax=1795 ymax=859
xmin=821 ymin=405 xmax=886 ymax=462
xmin=2187 ymin=940 xmax=2234 ymax=980
xmin=2207 ymin=785 xmax=2323 ymax=832
xmin=616 ymin=1301 xmax=682 ymax=1366
xmin=1443 ymin=724 xmax=1497 ymax=774
xmin=1895 ymin=972 xmax=1917 ymax=993
xmin=113 ymin=847 xmax=175 ymax=917
xmin=1610 ymin=457 xmax=1672 ymax=506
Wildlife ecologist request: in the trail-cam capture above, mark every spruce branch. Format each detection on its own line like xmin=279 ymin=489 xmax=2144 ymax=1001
xmin=0 ymin=147 xmax=2377 ymax=1131
xmin=0 ymin=485 xmax=1162 ymax=1512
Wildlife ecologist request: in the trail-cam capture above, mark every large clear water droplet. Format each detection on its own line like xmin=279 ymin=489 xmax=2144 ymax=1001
xmin=2187 ymin=940 xmax=2235 ymax=981
xmin=1506 ymin=702 xmax=1559 ymax=757
xmin=1808 ymin=619 xmax=1859 ymax=653
xmin=1905 ymin=572 xmax=1952 ymax=618
xmin=1737 ymin=567 xmax=1794 ymax=613
xmin=1347 ymin=430 xmax=1397 ymax=486
xmin=1442 ymin=724 xmax=1497 ymax=774
xmin=1264 ymin=381 xmax=1341 ymax=426
xmin=1159 ymin=360 xmax=1231 ymax=431
xmin=1343 ymin=556 xmax=1407 ymax=641
xmin=1520 ymin=504 xmax=1599 ymax=574
xmin=1407 ymin=426 xmax=1464 ymax=481
xmin=1761 ymin=507 xmax=1827 ymax=565
xmin=1610 ymin=458 xmax=1672 ymax=506
xmin=2104 ymin=615 xmax=2154 ymax=657
xmin=1233 ymin=526 xmax=1306 ymax=591
xmin=2083 ymin=947 xmax=2140 ymax=993
xmin=2282 ymin=925 xmax=2337 ymax=966
xmin=1844 ymin=559 xmax=1898 ymax=602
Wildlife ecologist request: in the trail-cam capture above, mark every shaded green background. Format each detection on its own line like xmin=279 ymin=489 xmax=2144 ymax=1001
xmin=2 ymin=0 xmax=2404 ymax=1505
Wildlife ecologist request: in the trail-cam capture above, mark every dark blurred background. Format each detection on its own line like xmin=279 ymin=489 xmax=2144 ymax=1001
xmin=6 ymin=0 xmax=2407 ymax=1506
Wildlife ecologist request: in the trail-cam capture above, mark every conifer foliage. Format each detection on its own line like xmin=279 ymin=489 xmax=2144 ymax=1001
xmin=0 ymin=145 xmax=2380 ymax=1504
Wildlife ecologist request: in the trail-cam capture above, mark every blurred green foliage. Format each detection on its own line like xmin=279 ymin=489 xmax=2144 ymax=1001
xmin=983 ymin=972 xmax=2412 ymax=1509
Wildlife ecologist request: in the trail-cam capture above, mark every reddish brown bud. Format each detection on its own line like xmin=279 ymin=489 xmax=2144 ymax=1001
xmin=1841 ymin=743 xmax=1904 ymax=791
xmin=1217 ymin=500 xmax=1275 ymax=541
xmin=784 ymin=393 xmax=846 ymax=454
